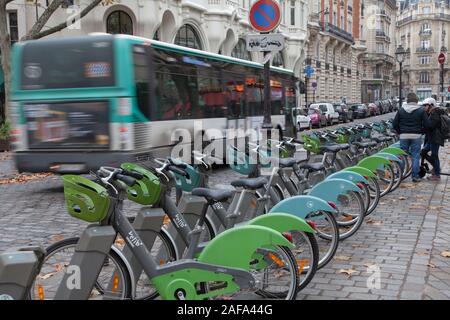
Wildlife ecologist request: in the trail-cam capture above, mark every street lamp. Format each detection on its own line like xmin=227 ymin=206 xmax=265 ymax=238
xmin=395 ymin=44 xmax=407 ymax=107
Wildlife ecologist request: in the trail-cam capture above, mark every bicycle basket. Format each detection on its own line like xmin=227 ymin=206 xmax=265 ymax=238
xmin=62 ymin=175 xmax=110 ymax=223
xmin=168 ymin=158 xmax=201 ymax=192
xmin=227 ymin=146 xmax=257 ymax=175
xmin=120 ymin=163 xmax=162 ymax=205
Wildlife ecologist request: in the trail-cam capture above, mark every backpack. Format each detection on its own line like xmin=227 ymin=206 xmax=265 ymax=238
xmin=440 ymin=113 xmax=450 ymax=139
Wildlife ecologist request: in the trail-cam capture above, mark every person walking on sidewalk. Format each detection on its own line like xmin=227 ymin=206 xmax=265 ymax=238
xmin=422 ymin=97 xmax=445 ymax=181
xmin=392 ymin=92 xmax=428 ymax=182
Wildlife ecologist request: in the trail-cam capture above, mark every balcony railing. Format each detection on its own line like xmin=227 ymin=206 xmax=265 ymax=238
xmin=416 ymin=47 xmax=435 ymax=53
xmin=376 ymin=30 xmax=391 ymax=42
xmin=419 ymin=29 xmax=432 ymax=36
xmin=374 ymin=74 xmax=382 ymax=79
xmin=384 ymin=75 xmax=391 ymax=81
xmin=322 ymin=22 xmax=355 ymax=44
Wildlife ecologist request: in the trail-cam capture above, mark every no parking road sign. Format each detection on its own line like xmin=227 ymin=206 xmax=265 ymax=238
xmin=249 ymin=0 xmax=281 ymax=33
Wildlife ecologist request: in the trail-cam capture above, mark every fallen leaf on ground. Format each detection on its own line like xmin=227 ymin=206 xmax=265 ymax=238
xmin=38 ymin=272 xmax=57 ymax=280
xmin=338 ymin=268 xmax=358 ymax=277
xmin=334 ymin=255 xmax=351 ymax=261
xmin=440 ymin=251 xmax=450 ymax=258
xmin=51 ymin=235 xmax=64 ymax=242
xmin=352 ymin=244 xmax=364 ymax=248
xmin=363 ymin=262 xmax=376 ymax=268
xmin=366 ymin=218 xmax=382 ymax=225
xmin=416 ymin=251 xmax=429 ymax=256
xmin=398 ymin=196 xmax=407 ymax=200
xmin=427 ymin=263 xmax=436 ymax=268
xmin=0 ymin=173 xmax=53 ymax=185
xmin=429 ymin=206 xmax=444 ymax=210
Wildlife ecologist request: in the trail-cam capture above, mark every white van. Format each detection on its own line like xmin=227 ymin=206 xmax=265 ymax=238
xmin=292 ymin=107 xmax=311 ymax=131
xmin=309 ymin=103 xmax=339 ymax=125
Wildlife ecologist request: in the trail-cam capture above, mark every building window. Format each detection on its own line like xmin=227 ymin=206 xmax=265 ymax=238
xmin=106 ymin=11 xmax=133 ymax=35
xmin=231 ymin=39 xmax=251 ymax=60
xmin=8 ymin=11 xmax=18 ymax=44
xmin=423 ymin=6 xmax=430 ymax=14
xmin=290 ymin=0 xmax=295 ymax=25
xmin=376 ymin=42 xmax=384 ymax=53
xmin=421 ymin=23 xmax=430 ymax=32
xmin=333 ymin=12 xmax=337 ymax=25
xmin=272 ymin=52 xmax=284 ymax=68
xmin=340 ymin=16 xmax=344 ymax=29
xmin=420 ymin=56 xmax=430 ymax=64
xmin=348 ymin=19 xmax=352 ymax=32
xmin=175 ymin=24 xmax=202 ymax=50
xmin=419 ymin=72 xmax=430 ymax=83
xmin=420 ymin=39 xmax=430 ymax=48
xmin=153 ymin=27 xmax=160 ymax=41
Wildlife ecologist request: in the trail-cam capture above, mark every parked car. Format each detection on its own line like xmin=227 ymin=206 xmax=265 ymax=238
xmin=307 ymin=108 xmax=328 ymax=128
xmin=374 ymin=100 xmax=387 ymax=114
xmin=368 ymin=103 xmax=379 ymax=116
xmin=293 ymin=107 xmax=312 ymax=131
xmin=386 ymin=99 xmax=394 ymax=112
xmin=333 ymin=103 xmax=353 ymax=122
xmin=351 ymin=103 xmax=370 ymax=119
xmin=309 ymin=103 xmax=339 ymax=125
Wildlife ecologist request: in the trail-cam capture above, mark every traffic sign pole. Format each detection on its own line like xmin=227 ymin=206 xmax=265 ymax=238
xmin=249 ymin=0 xmax=282 ymax=132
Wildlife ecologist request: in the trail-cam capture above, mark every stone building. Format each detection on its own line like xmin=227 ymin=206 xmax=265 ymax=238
xmin=304 ymin=0 xmax=366 ymax=105
xmin=360 ymin=0 xmax=397 ymax=103
xmin=394 ymin=0 xmax=450 ymax=101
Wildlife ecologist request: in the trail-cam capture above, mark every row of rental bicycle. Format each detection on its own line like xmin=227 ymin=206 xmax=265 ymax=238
xmin=0 ymin=119 xmax=412 ymax=300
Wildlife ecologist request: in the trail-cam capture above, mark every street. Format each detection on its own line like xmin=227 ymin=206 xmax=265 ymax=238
xmin=1 ymin=112 xmax=450 ymax=300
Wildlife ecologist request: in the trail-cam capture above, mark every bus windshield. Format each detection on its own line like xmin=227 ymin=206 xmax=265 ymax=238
xmin=20 ymin=36 xmax=115 ymax=90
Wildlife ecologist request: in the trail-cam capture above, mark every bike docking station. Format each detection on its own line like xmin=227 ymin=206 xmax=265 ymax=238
xmin=0 ymin=246 xmax=45 ymax=300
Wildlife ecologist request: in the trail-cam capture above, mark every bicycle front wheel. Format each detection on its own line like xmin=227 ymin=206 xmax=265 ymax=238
xmin=29 ymin=237 xmax=131 ymax=300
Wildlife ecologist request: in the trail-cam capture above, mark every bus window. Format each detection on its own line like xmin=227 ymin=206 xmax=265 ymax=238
xmin=245 ymin=69 xmax=263 ymax=116
xmin=132 ymin=45 xmax=153 ymax=120
xmin=21 ymin=37 xmax=115 ymax=90
xmin=152 ymin=48 xmax=194 ymax=120
xmin=197 ymin=70 xmax=226 ymax=118
xmin=270 ymin=78 xmax=283 ymax=115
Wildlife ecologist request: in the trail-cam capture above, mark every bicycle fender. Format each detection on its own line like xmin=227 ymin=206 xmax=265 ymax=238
xmin=308 ymin=178 xmax=361 ymax=204
xmin=380 ymin=147 xmax=407 ymax=156
xmin=248 ymin=212 xmax=315 ymax=234
xmin=357 ymin=155 xmax=390 ymax=172
xmin=268 ymin=195 xmax=337 ymax=218
xmin=198 ymin=225 xmax=293 ymax=270
xmin=327 ymin=171 xmax=367 ymax=184
xmin=376 ymin=152 xmax=401 ymax=162
xmin=344 ymin=166 xmax=376 ymax=178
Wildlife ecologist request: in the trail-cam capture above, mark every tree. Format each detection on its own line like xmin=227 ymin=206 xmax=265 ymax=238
xmin=0 ymin=0 xmax=106 ymax=122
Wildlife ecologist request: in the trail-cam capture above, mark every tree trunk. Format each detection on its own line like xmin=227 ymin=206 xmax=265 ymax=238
xmin=0 ymin=0 xmax=12 ymax=121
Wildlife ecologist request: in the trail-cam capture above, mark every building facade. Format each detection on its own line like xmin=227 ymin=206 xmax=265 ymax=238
xmin=304 ymin=0 xmax=366 ymax=105
xmin=3 ymin=0 xmax=310 ymax=104
xmin=395 ymin=0 xmax=450 ymax=101
xmin=360 ymin=0 xmax=397 ymax=103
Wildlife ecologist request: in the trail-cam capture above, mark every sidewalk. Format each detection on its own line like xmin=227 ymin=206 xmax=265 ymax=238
xmin=298 ymin=146 xmax=450 ymax=300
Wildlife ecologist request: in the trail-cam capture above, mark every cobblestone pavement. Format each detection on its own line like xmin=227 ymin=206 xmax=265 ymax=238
xmin=1 ymin=112 xmax=449 ymax=300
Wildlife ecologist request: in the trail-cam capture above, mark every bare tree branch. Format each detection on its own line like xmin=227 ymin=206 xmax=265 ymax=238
xmin=22 ymin=0 xmax=64 ymax=40
xmin=27 ymin=0 xmax=103 ymax=40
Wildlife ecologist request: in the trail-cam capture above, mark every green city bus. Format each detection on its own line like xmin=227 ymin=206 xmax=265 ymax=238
xmin=10 ymin=34 xmax=298 ymax=173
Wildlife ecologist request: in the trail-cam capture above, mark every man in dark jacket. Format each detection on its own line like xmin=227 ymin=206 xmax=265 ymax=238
xmin=422 ymin=97 xmax=445 ymax=181
xmin=392 ymin=92 xmax=427 ymax=182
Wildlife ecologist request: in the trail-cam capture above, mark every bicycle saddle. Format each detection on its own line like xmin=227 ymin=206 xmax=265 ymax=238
xmin=321 ymin=144 xmax=349 ymax=153
xmin=353 ymin=141 xmax=377 ymax=148
xmin=298 ymin=162 xmax=326 ymax=172
xmin=191 ymin=188 xmax=234 ymax=202
xmin=231 ymin=177 xmax=268 ymax=190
